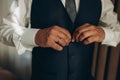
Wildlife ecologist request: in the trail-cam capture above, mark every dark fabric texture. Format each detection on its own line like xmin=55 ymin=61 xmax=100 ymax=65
xmin=65 ymin=0 xmax=77 ymax=22
xmin=31 ymin=0 xmax=101 ymax=80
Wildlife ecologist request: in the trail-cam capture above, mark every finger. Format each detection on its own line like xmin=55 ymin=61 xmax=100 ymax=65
xmin=52 ymin=30 xmax=70 ymax=45
xmin=75 ymin=31 xmax=81 ymax=42
xmin=55 ymin=26 xmax=71 ymax=40
xmin=76 ymin=24 xmax=95 ymax=34
xmin=56 ymin=31 xmax=70 ymax=45
xmin=83 ymin=36 xmax=98 ymax=45
xmin=72 ymin=33 xmax=75 ymax=42
xmin=54 ymin=36 xmax=67 ymax=47
xmin=48 ymin=27 xmax=70 ymax=45
xmin=77 ymin=23 xmax=90 ymax=30
xmin=58 ymin=37 xmax=69 ymax=46
xmin=58 ymin=38 xmax=67 ymax=47
xmin=74 ymin=23 xmax=90 ymax=42
xmin=50 ymin=40 xmax=63 ymax=51
xmin=75 ymin=23 xmax=90 ymax=34
xmin=79 ymin=30 xmax=97 ymax=41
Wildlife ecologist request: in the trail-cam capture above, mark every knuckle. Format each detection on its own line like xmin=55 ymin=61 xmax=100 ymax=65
xmin=50 ymin=28 xmax=55 ymax=33
xmin=94 ymin=30 xmax=98 ymax=34
xmin=91 ymin=25 xmax=96 ymax=29
xmin=54 ymin=44 xmax=58 ymax=48
xmin=66 ymin=29 xmax=69 ymax=33
xmin=64 ymin=40 xmax=68 ymax=44
xmin=48 ymin=30 xmax=55 ymax=36
xmin=66 ymin=36 xmax=70 ymax=41
xmin=86 ymin=23 xmax=90 ymax=25
xmin=60 ymin=40 xmax=66 ymax=46
xmin=82 ymin=32 xmax=86 ymax=37
xmin=53 ymin=25 xmax=58 ymax=29
xmin=86 ymin=39 xmax=90 ymax=43
xmin=50 ymin=26 xmax=56 ymax=31
xmin=75 ymin=30 xmax=80 ymax=35
xmin=61 ymin=40 xmax=65 ymax=45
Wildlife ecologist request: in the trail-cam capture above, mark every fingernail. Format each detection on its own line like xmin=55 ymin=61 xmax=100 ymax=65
xmin=72 ymin=39 xmax=74 ymax=42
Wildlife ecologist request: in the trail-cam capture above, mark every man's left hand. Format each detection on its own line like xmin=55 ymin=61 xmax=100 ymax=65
xmin=72 ymin=23 xmax=105 ymax=45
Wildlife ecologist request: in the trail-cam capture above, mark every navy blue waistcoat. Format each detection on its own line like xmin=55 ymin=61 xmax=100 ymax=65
xmin=31 ymin=0 xmax=101 ymax=80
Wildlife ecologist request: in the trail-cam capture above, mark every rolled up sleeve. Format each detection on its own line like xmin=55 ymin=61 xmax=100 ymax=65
xmin=100 ymin=0 xmax=120 ymax=47
xmin=0 ymin=0 xmax=39 ymax=55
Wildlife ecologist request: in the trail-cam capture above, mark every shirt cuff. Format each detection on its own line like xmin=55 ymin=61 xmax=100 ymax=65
xmin=13 ymin=28 xmax=39 ymax=55
xmin=101 ymin=27 xmax=118 ymax=47
xmin=21 ymin=28 xmax=39 ymax=47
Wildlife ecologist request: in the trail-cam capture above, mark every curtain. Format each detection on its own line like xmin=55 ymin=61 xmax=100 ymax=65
xmin=91 ymin=1 xmax=120 ymax=80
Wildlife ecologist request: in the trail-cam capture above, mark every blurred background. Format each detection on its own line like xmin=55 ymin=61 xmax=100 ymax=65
xmin=0 ymin=1 xmax=31 ymax=80
xmin=0 ymin=0 xmax=120 ymax=80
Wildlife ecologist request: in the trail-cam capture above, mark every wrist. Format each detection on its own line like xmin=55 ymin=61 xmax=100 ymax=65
xmin=35 ymin=29 xmax=41 ymax=46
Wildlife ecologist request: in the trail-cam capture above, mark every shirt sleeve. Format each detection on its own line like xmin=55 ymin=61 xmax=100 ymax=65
xmin=0 ymin=0 xmax=39 ymax=55
xmin=100 ymin=0 xmax=120 ymax=47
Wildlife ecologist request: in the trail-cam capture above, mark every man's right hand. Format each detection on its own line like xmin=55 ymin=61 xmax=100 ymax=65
xmin=35 ymin=26 xmax=71 ymax=51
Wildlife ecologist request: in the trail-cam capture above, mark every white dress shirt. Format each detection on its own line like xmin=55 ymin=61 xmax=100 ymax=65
xmin=0 ymin=0 xmax=120 ymax=55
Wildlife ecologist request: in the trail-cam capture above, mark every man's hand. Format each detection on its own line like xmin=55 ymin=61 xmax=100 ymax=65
xmin=35 ymin=26 xmax=71 ymax=51
xmin=72 ymin=23 xmax=105 ymax=45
